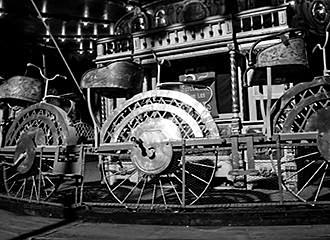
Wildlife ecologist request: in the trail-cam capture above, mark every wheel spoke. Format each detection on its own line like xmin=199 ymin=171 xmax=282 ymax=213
xmin=15 ymin=181 xmax=25 ymax=198
xmin=296 ymin=161 xmax=326 ymax=195
xmin=8 ymin=180 xmax=17 ymax=192
xmin=159 ymin=179 xmax=167 ymax=206
xmin=6 ymin=172 xmax=19 ymax=182
xmin=30 ymin=177 xmax=35 ymax=200
xmin=185 ymin=169 xmax=208 ymax=184
xmin=111 ymin=169 xmax=137 ymax=192
xmin=284 ymin=184 xmax=307 ymax=202
xmin=121 ymin=176 xmax=143 ymax=203
xmin=151 ymin=183 xmax=156 ymax=207
xmin=314 ymin=163 xmax=328 ymax=202
xmin=44 ymin=175 xmax=55 ymax=187
xmin=137 ymin=176 xmax=147 ymax=204
xmin=284 ymin=160 xmax=316 ymax=181
xmin=291 ymin=152 xmax=319 ymax=162
xmin=31 ymin=176 xmax=38 ymax=201
xmin=168 ymin=174 xmax=182 ymax=204
xmin=21 ymin=179 xmax=27 ymax=199
xmin=173 ymin=173 xmax=198 ymax=198
xmin=41 ymin=175 xmax=55 ymax=199
xmin=186 ymin=161 xmax=215 ymax=169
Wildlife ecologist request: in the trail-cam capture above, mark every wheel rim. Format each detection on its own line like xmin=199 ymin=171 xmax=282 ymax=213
xmin=273 ymin=80 xmax=330 ymax=202
xmin=3 ymin=103 xmax=76 ymax=201
xmin=100 ymin=90 xmax=219 ymax=206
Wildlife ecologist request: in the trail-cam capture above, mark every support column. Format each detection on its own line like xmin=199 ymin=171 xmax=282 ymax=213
xmin=228 ymin=44 xmax=241 ymax=135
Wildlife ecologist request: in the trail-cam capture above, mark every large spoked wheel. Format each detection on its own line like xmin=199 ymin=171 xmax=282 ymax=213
xmin=100 ymin=90 xmax=219 ymax=206
xmin=2 ymin=102 xmax=77 ymax=201
xmin=272 ymin=77 xmax=330 ymax=202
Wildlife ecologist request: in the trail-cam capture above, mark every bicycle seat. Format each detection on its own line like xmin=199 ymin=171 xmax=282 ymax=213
xmin=81 ymin=61 xmax=143 ymax=98
xmin=0 ymin=76 xmax=43 ymax=104
xmin=245 ymin=29 xmax=311 ymax=86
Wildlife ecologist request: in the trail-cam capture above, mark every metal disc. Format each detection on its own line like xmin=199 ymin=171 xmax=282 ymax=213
xmin=14 ymin=131 xmax=37 ymax=174
xmin=306 ymin=106 xmax=330 ymax=161
xmin=130 ymin=118 xmax=180 ymax=175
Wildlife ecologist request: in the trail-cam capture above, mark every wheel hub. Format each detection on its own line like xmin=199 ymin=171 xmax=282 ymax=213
xmin=306 ymin=106 xmax=330 ymax=161
xmin=14 ymin=131 xmax=37 ymax=174
xmin=130 ymin=119 xmax=181 ymax=175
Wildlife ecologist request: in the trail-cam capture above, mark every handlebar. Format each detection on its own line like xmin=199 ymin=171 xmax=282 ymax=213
xmin=26 ymin=63 xmax=68 ymax=101
xmin=26 ymin=63 xmax=67 ymax=81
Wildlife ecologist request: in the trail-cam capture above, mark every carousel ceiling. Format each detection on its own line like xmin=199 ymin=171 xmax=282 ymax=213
xmin=0 ymin=0 xmax=160 ymax=54
xmin=0 ymin=0 xmax=126 ymax=46
xmin=0 ymin=0 xmax=156 ymax=77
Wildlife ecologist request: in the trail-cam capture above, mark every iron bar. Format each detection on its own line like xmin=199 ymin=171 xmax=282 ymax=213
xmin=314 ymin=163 xmax=328 ymax=202
xmin=182 ymin=139 xmax=186 ymax=207
xmin=276 ymin=136 xmax=283 ymax=204
xmin=296 ymin=161 xmax=326 ymax=195
xmin=38 ymin=147 xmax=44 ymax=202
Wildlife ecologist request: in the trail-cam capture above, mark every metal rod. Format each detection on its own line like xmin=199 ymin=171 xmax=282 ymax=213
xmin=285 ymin=160 xmax=316 ymax=181
xmin=173 ymin=173 xmax=198 ymax=198
xmin=151 ymin=183 xmax=156 ymax=209
xmin=87 ymin=89 xmax=100 ymax=148
xmin=168 ymin=174 xmax=182 ymax=205
xmin=78 ymin=146 xmax=85 ymax=205
xmin=7 ymin=181 xmax=17 ymax=193
xmin=122 ymin=177 xmax=142 ymax=203
xmin=182 ymin=139 xmax=186 ymax=207
xmin=314 ymin=163 xmax=328 ymax=202
xmin=15 ymin=181 xmax=24 ymax=198
xmin=31 ymin=176 xmax=37 ymax=201
xmin=297 ymin=161 xmax=325 ymax=195
xmin=112 ymin=169 xmax=136 ymax=192
xmin=266 ymin=67 xmax=272 ymax=139
xmin=137 ymin=177 xmax=147 ymax=205
xmin=159 ymin=179 xmax=167 ymax=206
xmin=29 ymin=0 xmax=86 ymax=101
xmin=37 ymin=147 xmax=44 ymax=202
xmin=21 ymin=179 xmax=26 ymax=199
xmin=276 ymin=136 xmax=283 ymax=204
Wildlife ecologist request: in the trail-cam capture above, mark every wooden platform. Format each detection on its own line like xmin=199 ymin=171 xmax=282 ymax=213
xmin=1 ymin=207 xmax=330 ymax=240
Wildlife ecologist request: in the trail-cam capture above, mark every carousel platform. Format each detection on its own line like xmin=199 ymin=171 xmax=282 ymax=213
xmin=1 ymin=207 xmax=330 ymax=240
xmin=1 ymin=193 xmax=330 ymax=228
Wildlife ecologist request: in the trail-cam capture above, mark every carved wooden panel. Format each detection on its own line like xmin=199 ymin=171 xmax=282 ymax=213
xmin=180 ymin=1 xmax=209 ymax=23
xmin=115 ymin=0 xmax=230 ymax=33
